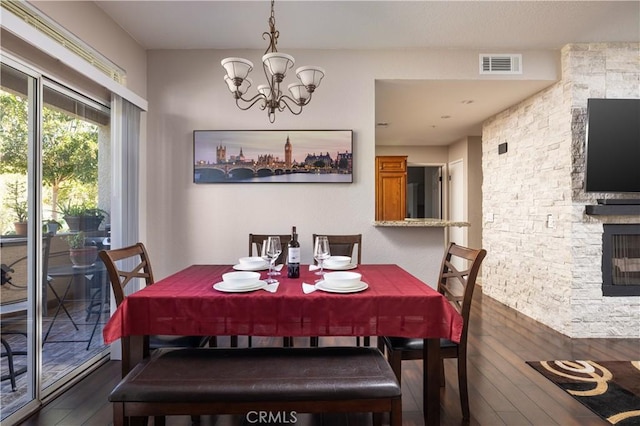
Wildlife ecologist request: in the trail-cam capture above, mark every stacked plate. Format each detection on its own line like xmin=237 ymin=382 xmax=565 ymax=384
xmin=214 ymin=271 xmax=266 ymax=292
xmin=316 ymin=271 xmax=368 ymax=293
xmin=233 ymin=256 xmax=269 ymax=271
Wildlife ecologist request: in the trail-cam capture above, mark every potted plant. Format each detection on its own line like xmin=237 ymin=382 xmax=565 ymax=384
xmin=5 ymin=180 xmax=28 ymax=235
xmin=43 ymin=219 xmax=62 ymax=235
xmin=65 ymin=231 xmax=98 ymax=268
xmin=58 ymin=201 xmax=107 ymax=232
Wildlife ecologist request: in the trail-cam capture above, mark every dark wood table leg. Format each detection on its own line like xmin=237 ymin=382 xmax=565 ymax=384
xmin=424 ymin=338 xmax=440 ymax=426
xmin=121 ymin=335 xmax=145 ymax=377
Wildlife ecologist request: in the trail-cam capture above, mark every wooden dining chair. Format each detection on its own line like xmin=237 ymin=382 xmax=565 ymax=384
xmin=99 ymin=243 xmax=210 ymax=364
xmin=378 ymin=242 xmax=487 ymax=421
xmin=311 ymin=234 xmax=363 ymax=346
xmin=100 ymin=242 xmax=210 ymax=425
xmin=248 ymin=233 xmax=291 ymax=266
xmin=312 ymin=233 xmax=362 ymax=264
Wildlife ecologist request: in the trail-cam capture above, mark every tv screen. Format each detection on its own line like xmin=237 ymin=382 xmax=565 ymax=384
xmin=585 ymin=98 xmax=640 ymax=193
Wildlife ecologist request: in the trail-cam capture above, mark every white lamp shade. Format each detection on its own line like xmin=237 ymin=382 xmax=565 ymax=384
xmin=257 ymin=84 xmax=272 ymax=100
xmin=258 ymin=84 xmax=281 ymax=101
xmin=224 ymin=75 xmax=236 ymax=92
xmin=221 ymin=57 xmax=254 ymax=80
xmin=296 ymin=66 xmax=325 ymax=88
xmin=238 ymin=77 xmax=253 ymax=95
xmin=225 ymin=76 xmax=252 ymax=95
xmin=262 ymin=52 xmax=295 ymax=77
xmin=288 ymin=83 xmax=309 ymax=102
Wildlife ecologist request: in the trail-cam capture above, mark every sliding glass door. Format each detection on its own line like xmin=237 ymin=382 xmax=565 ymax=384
xmin=40 ymin=81 xmax=111 ymax=393
xmin=1 ymin=59 xmax=111 ymax=423
xmin=0 ymin=60 xmax=38 ymax=421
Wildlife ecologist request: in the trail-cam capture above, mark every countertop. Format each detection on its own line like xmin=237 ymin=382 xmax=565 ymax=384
xmin=373 ymin=219 xmax=470 ymax=227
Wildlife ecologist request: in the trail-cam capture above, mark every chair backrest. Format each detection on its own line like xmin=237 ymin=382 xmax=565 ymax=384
xmin=0 ymin=234 xmax=52 ymax=314
xmin=312 ymin=234 xmax=362 ymax=264
xmin=437 ymin=242 xmax=487 ymax=344
xmin=98 ymin=242 xmax=154 ymax=306
xmin=248 ymin=234 xmax=291 ymax=265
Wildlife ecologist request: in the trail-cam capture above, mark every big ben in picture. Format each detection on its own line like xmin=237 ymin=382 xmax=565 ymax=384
xmin=284 ymin=135 xmax=292 ymax=168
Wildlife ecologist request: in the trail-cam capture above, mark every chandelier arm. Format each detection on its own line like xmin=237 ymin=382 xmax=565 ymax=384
xmin=281 ymin=93 xmax=313 ymax=108
xmin=278 ymin=96 xmax=304 ymax=116
xmin=234 ymin=93 xmax=268 ymax=111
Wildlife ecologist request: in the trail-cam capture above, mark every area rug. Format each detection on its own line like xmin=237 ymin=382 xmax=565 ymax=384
xmin=527 ymin=360 xmax=640 ymax=425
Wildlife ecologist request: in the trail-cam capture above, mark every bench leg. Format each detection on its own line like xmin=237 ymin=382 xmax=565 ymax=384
xmin=112 ymin=403 xmax=149 ymax=426
xmin=390 ymin=399 xmax=402 ymax=426
xmin=113 ymin=403 xmax=123 ymax=426
xmin=372 ymin=412 xmax=383 ymax=426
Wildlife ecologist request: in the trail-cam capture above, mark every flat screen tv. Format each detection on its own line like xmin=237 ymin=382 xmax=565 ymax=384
xmin=585 ymin=98 xmax=640 ymax=193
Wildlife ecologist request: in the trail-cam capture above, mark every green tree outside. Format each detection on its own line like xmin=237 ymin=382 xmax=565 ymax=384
xmin=0 ymin=90 xmax=99 ymax=233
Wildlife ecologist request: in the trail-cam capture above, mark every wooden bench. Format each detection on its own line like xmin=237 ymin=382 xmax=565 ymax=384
xmin=110 ymin=346 xmax=402 ymax=425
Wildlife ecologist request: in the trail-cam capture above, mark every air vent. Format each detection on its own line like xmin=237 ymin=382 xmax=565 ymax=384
xmin=479 ymin=54 xmax=522 ymax=74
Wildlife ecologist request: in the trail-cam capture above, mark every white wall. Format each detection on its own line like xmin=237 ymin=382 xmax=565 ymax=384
xmin=376 ymin=145 xmax=449 ymax=164
xmin=144 ymin=48 xmax=557 ymax=286
xmin=31 ymin=1 xmax=148 ymax=99
xmin=467 ymin=136 xmax=483 ymax=252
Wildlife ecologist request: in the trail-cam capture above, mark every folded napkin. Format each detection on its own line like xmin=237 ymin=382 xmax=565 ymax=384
xmin=274 ymin=264 xmax=284 ymax=272
xmin=263 ymin=282 xmax=279 ymax=293
xmin=308 ymin=264 xmax=319 ymax=271
xmin=302 ymin=282 xmax=318 ymax=294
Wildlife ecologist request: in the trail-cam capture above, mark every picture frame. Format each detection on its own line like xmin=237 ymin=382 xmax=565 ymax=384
xmin=193 ymin=130 xmax=353 ymax=183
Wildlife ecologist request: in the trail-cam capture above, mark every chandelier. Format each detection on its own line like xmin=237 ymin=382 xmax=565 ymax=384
xmin=221 ymin=0 xmax=325 ymax=123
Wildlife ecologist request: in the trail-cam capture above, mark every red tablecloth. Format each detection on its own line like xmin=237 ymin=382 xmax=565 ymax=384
xmin=103 ymin=264 xmax=463 ymax=344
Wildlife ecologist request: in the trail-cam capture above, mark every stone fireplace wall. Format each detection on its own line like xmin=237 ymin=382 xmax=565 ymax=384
xmin=482 ymin=43 xmax=640 ymax=338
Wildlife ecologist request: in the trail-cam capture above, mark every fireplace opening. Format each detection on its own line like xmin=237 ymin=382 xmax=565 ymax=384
xmin=602 ymin=224 xmax=640 ymax=296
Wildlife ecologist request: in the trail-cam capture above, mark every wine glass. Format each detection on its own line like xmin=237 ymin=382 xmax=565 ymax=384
xmin=313 ymin=236 xmax=331 ymax=278
xmin=261 ymin=236 xmax=281 ymax=283
xmin=267 ymin=236 xmax=282 ymax=279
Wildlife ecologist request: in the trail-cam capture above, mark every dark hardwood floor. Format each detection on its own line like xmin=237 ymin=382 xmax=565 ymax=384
xmin=18 ymin=291 xmax=640 ymax=426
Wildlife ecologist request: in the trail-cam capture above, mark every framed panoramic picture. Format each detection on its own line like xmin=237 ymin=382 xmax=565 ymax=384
xmin=193 ymin=130 xmax=353 ymax=183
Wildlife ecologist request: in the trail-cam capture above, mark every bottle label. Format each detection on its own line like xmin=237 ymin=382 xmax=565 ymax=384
xmin=288 ymin=247 xmax=301 ymax=264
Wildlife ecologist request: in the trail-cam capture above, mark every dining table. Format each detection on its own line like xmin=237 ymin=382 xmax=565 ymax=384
xmin=103 ymin=263 xmax=464 ymax=426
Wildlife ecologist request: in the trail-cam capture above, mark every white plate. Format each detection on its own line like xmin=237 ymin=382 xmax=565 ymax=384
xmin=213 ymin=280 xmax=267 ymax=293
xmin=315 ymin=281 xmax=368 ymax=293
xmin=233 ymin=263 xmax=268 ymax=271
xmin=323 ymin=263 xmax=358 ymax=271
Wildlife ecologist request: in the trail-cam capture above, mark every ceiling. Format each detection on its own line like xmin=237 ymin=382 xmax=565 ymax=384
xmin=95 ymin=1 xmax=640 ymax=146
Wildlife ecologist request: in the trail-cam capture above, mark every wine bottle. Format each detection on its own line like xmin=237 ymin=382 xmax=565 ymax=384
xmin=287 ymin=226 xmax=300 ymax=278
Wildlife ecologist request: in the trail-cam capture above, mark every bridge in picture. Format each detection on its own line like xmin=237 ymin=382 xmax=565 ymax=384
xmin=194 ymin=163 xmax=303 ymax=182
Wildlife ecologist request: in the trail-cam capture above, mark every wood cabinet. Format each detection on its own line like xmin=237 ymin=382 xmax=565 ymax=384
xmin=375 ymin=156 xmax=407 ymax=220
